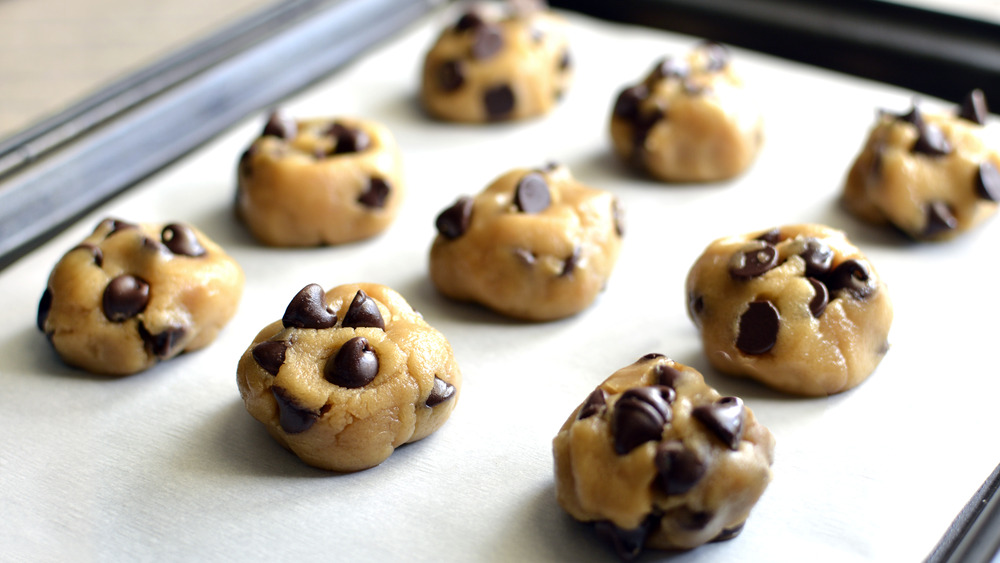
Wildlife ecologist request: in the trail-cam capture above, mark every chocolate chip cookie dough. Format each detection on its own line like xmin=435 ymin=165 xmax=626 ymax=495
xmin=610 ymin=42 xmax=763 ymax=182
xmin=420 ymin=1 xmax=572 ymax=122
xmin=843 ymin=90 xmax=999 ymax=240
xmin=686 ymin=224 xmax=892 ymax=396
xmin=553 ymin=354 xmax=774 ymax=558
xmin=236 ymin=111 xmax=404 ymax=246
xmin=37 ymin=218 xmax=244 ymax=376
xmin=429 ymin=163 xmax=623 ymax=321
xmin=236 ymin=283 xmax=461 ymax=472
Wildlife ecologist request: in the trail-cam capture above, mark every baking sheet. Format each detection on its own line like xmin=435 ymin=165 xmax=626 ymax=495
xmin=2 ymin=8 xmax=998 ymax=562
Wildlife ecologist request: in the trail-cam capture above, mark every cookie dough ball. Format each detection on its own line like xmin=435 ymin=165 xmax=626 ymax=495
xmin=843 ymin=90 xmax=999 ymax=240
xmin=236 ymin=111 xmax=404 ymax=246
xmin=429 ymin=163 xmax=623 ymax=321
xmin=420 ymin=2 xmax=572 ymax=122
xmin=553 ymin=354 xmax=774 ymax=558
xmin=610 ymin=42 xmax=763 ymax=182
xmin=686 ymin=224 xmax=892 ymax=396
xmin=37 ymin=218 xmax=244 ymax=376
xmin=236 ymin=282 xmax=461 ymax=472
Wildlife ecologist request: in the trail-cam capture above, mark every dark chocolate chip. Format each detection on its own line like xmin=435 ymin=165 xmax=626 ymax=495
xmin=976 ymin=162 xmax=1000 ymax=202
xmin=693 ymin=396 xmax=746 ymax=450
xmin=470 ymin=24 xmax=504 ymax=60
xmin=912 ymin=122 xmax=952 ymax=156
xmin=437 ymin=60 xmax=465 ymax=92
xmin=238 ymin=145 xmax=257 ymax=177
xmin=578 ymin=387 xmax=607 ymax=420
xmin=560 ymin=246 xmax=581 ymax=277
xmin=612 ymin=197 xmax=625 ymax=237
xmin=679 ymin=509 xmax=713 ymax=530
xmin=655 ymin=441 xmax=707 ymax=495
xmin=594 ymin=516 xmax=657 ymax=561
xmin=959 ymin=89 xmax=988 ymax=125
xmin=327 ymin=122 xmax=371 ymax=155
xmin=896 ymin=105 xmax=924 ymax=126
xmin=729 ymin=243 xmax=779 ymax=279
xmin=807 ymin=277 xmax=829 ymax=318
xmin=755 ymin=227 xmax=781 ymax=245
xmin=252 ymin=340 xmax=290 ymax=376
xmin=826 ymin=259 xmax=876 ymax=299
xmin=514 ymin=172 xmax=551 ymax=213
xmin=161 ymin=223 xmax=206 ymax=257
xmin=271 ymin=386 xmax=319 ymax=434
xmin=71 ymin=243 xmax=103 ymax=266
xmin=638 ymin=352 xmax=665 ymax=362
xmin=138 ymin=323 xmax=186 ymax=358
xmin=799 ymin=238 xmax=834 ymax=277
xmin=712 ymin=523 xmax=745 ymax=542
xmin=324 ymin=336 xmax=379 ymax=388
xmin=613 ymin=85 xmax=648 ymax=121
xmin=484 ymin=84 xmax=515 ymax=120
xmin=613 ymin=386 xmax=675 ymax=455
xmin=435 ymin=196 xmax=474 ymax=239
xmin=699 ymin=41 xmax=730 ymax=72
xmin=923 ymin=201 xmax=959 ymax=237
xmin=688 ymin=293 xmax=704 ymax=317
xmin=653 ymin=57 xmax=689 ymax=80
xmin=262 ymin=110 xmax=296 ymax=139
xmin=513 ymin=248 xmax=536 ymax=266
xmin=358 ymin=177 xmax=391 ymax=208
xmin=632 ymin=106 xmax=665 ymax=150
xmin=282 ymin=284 xmax=337 ymax=329
xmin=99 ymin=218 xmax=137 ymax=237
xmin=558 ymin=48 xmax=572 ymax=71
xmin=736 ymin=300 xmax=779 ymax=355
xmin=342 ymin=289 xmax=385 ymax=330
xmin=426 ymin=377 xmax=456 ymax=407
xmin=102 ymin=275 xmax=150 ymax=322
xmin=37 ymin=288 xmax=53 ymax=332
xmin=454 ymin=11 xmax=485 ymax=32
xmin=654 ymin=363 xmax=684 ymax=388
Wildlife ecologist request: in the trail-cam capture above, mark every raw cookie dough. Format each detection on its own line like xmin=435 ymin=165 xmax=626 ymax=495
xmin=429 ymin=163 xmax=623 ymax=321
xmin=236 ymin=282 xmax=461 ymax=472
xmin=609 ymin=42 xmax=763 ymax=182
xmin=37 ymin=218 xmax=244 ymax=376
xmin=236 ymin=111 xmax=404 ymax=246
xmin=843 ymin=90 xmax=999 ymax=240
xmin=686 ymin=224 xmax=892 ymax=396
xmin=420 ymin=2 xmax=572 ymax=122
xmin=553 ymin=353 xmax=775 ymax=559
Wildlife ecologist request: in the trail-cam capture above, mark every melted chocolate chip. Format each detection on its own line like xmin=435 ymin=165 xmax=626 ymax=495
xmin=912 ymin=122 xmax=952 ymax=156
xmin=252 ymin=340 xmax=290 ymax=376
xmin=560 ymin=246 xmax=581 ymax=277
xmin=578 ymin=387 xmax=607 ymax=420
xmin=513 ymin=172 xmax=551 ymax=213
xmin=924 ymin=201 xmax=958 ymax=237
xmin=102 ymin=275 xmax=150 ymax=322
xmin=612 ymin=197 xmax=625 ymax=237
xmin=358 ymin=178 xmax=391 ymax=208
xmin=959 ymin=89 xmax=988 ymax=125
xmin=71 ymin=243 xmax=103 ymax=266
xmin=262 ymin=111 xmax=296 ymax=139
xmin=282 ymin=284 xmax=337 ymax=329
xmin=454 ymin=11 xmax=485 ymax=32
xmin=799 ymin=238 xmax=834 ymax=276
xmin=470 ymin=24 xmax=504 ymax=60
xmin=594 ymin=517 xmax=657 ymax=561
xmin=342 ymin=289 xmax=385 ymax=330
xmin=807 ymin=277 xmax=830 ymax=318
xmin=161 ymin=223 xmax=206 ymax=257
xmin=736 ymin=300 xmax=779 ymax=355
xmin=426 ymin=377 xmax=456 ymax=407
xmin=613 ymin=386 xmax=675 ymax=455
xmin=755 ymin=227 xmax=781 ymax=245
xmin=327 ymin=122 xmax=371 ymax=154
xmin=654 ymin=363 xmax=684 ymax=387
xmin=613 ymin=85 xmax=648 ymax=121
xmin=729 ymin=243 xmax=779 ymax=279
xmin=37 ymin=288 xmax=53 ymax=332
xmin=826 ymin=259 xmax=876 ymax=299
xmin=977 ymin=162 xmax=1000 ymax=202
xmin=655 ymin=441 xmax=706 ymax=495
xmin=435 ymin=196 xmax=474 ymax=239
xmin=271 ymin=386 xmax=319 ymax=434
xmin=699 ymin=41 xmax=730 ymax=71
xmin=713 ymin=523 xmax=745 ymax=542
xmin=324 ymin=336 xmax=379 ymax=388
xmin=437 ymin=60 xmax=465 ymax=92
xmin=693 ymin=396 xmax=746 ymax=450
xmin=484 ymin=84 xmax=515 ymax=120
xmin=138 ymin=323 xmax=186 ymax=358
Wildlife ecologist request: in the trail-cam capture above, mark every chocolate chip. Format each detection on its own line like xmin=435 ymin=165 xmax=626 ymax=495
xmin=324 ymin=336 xmax=379 ymax=388
xmin=435 ymin=196 xmax=474 ymax=239
xmin=161 ymin=223 xmax=206 ymax=257
xmin=632 ymin=106 xmax=665 ymax=150
xmin=99 ymin=218 xmax=137 ymax=237
xmin=578 ymin=387 xmax=607 ymax=420
xmin=437 ymin=60 xmax=465 ymax=92
xmin=484 ymin=84 xmax=515 ymax=119
xmin=613 ymin=85 xmax=647 ymax=121
xmin=712 ymin=523 xmax=745 ymax=542
xmin=799 ymin=238 xmax=834 ymax=276
xmin=693 ymin=396 xmax=746 ymax=450
xmin=976 ymin=162 xmax=999 ymax=202
xmin=358 ymin=178 xmax=391 ymax=208
xmin=638 ymin=352 xmax=666 ymax=362
xmin=37 ymin=288 xmax=53 ymax=332
xmin=238 ymin=145 xmax=257 ymax=177
xmin=826 ymin=259 xmax=876 ymax=299
xmin=514 ymin=172 xmax=551 ymax=213
xmin=470 ymin=24 xmax=504 ymax=60
xmin=755 ymin=227 xmax=781 ymax=245
xmin=654 ymin=363 xmax=684 ymax=387
xmin=896 ymin=105 xmax=924 ymax=126
xmin=699 ymin=41 xmax=730 ymax=72
xmin=426 ymin=376 xmax=456 ymax=407
xmin=261 ymin=110 xmax=296 ymax=139
xmin=912 ymin=122 xmax=952 ymax=156
xmin=454 ymin=11 xmax=485 ymax=32
xmin=736 ymin=300 xmax=779 ymax=355
xmin=558 ymin=48 xmax=572 ymax=71
xmin=71 ymin=243 xmax=103 ymax=266
xmin=655 ymin=441 xmax=706 ymax=495
xmin=327 ymin=122 xmax=371 ymax=154
xmin=653 ymin=57 xmax=689 ymax=80
xmin=282 ymin=284 xmax=337 ymax=329
xmin=342 ymin=289 xmax=385 ymax=330
xmin=959 ymin=89 xmax=988 ymax=125
xmin=612 ymin=197 xmax=625 ymax=237
xmin=679 ymin=509 xmax=713 ymax=530
xmin=102 ymin=275 xmax=150 ymax=322
xmin=138 ymin=323 xmax=186 ymax=358
xmin=594 ymin=516 xmax=657 ymax=561
xmin=271 ymin=386 xmax=319 ymax=434
xmin=252 ymin=340 xmax=290 ymax=376
xmin=729 ymin=243 xmax=779 ymax=279
xmin=613 ymin=386 xmax=675 ymax=455
xmin=560 ymin=246 xmax=581 ymax=277
xmin=688 ymin=293 xmax=704 ymax=317
xmin=924 ymin=200 xmax=958 ymax=237
xmin=807 ymin=277 xmax=829 ymax=318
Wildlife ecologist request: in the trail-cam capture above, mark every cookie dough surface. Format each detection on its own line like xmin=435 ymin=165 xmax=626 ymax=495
xmin=236 ymin=282 xmax=461 ymax=472
xmin=843 ymin=90 xmax=999 ymax=240
xmin=37 ymin=218 xmax=244 ymax=376
xmin=553 ymin=354 xmax=775 ymax=558
xmin=686 ymin=224 xmax=892 ymax=396
xmin=609 ymin=42 xmax=763 ymax=182
xmin=420 ymin=3 xmax=572 ymax=122
xmin=429 ymin=163 xmax=623 ymax=321
xmin=236 ymin=112 xmax=404 ymax=246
